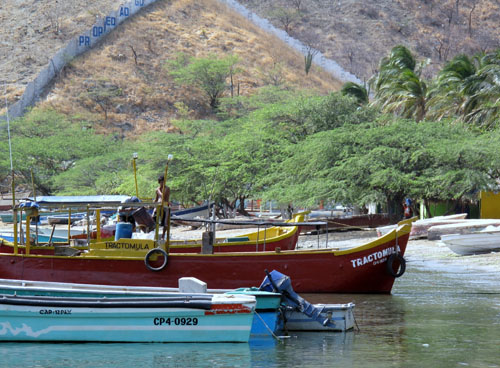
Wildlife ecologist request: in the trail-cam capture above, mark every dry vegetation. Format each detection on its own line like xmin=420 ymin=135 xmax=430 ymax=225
xmin=1 ymin=0 xmax=341 ymax=134
xmin=241 ymin=0 xmax=500 ymax=81
xmin=3 ymin=0 xmax=499 ymax=132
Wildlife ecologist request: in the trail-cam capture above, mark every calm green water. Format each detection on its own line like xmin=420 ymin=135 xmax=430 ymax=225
xmin=1 ymin=241 xmax=499 ymax=368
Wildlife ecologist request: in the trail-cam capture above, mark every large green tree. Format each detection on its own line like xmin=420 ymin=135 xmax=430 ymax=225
xmin=1 ymin=108 xmax=113 ymax=195
xmin=262 ymin=118 xmax=499 ymax=220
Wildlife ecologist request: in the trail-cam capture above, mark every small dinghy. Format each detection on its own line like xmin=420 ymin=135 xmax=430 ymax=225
xmin=259 ymin=270 xmax=355 ymax=332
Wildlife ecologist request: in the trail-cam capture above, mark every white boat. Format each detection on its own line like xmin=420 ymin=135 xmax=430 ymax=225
xmin=284 ymin=302 xmax=355 ymax=331
xmin=440 ymin=227 xmax=500 ymax=255
xmin=409 ymin=214 xmax=468 ymax=239
xmin=427 ymin=219 xmax=500 ymax=240
xmin=259 ymin=270 xmax=356 ymax=332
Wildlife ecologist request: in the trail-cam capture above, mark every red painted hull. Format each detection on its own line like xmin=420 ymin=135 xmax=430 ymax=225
xmin=0 ymin=226 xmax=410 ymax=293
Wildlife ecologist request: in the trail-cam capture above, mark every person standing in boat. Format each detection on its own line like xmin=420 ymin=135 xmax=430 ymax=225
xmin=154 ymin=174 xmax=170 ymax=239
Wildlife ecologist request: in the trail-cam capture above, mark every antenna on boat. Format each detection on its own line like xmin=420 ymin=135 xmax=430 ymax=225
xmin=4 ymin=83 xmax=14 ymax=209
xmin=132 ymin=152 xmax=139 ymax=198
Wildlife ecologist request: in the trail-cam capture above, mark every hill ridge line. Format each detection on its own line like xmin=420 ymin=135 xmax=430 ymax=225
xmin=0 ymin=0 xmax=160 ymax=124
xmin=220 ymin=0 xmax=362 ymax=85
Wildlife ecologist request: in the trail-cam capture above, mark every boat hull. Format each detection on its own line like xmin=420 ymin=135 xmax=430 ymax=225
xmin=0 ymin=294 xmax=254 ymax=342
xmin=0 ymin=226 xmax=410 ymax=293
xmin=440 ymin=231 xmax=500 ymax=255
xmin=285 ymin=303 xmax=355 ymax=331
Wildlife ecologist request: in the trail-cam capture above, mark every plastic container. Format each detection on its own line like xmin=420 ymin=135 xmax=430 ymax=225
xmin=115 ymin=222 xmax=133 ymax=240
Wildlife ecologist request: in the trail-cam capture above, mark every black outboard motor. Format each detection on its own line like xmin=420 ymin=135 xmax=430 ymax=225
xmin=259 ymin=270 xmax=335 ymax=328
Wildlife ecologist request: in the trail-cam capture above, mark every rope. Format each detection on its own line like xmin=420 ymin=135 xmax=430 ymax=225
xmin=253 ymin=311 xmax=288 ymax=342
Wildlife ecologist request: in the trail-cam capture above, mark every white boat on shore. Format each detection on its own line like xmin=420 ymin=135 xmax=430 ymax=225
xmin=409 ymin=214 xmax=468 ymax=239
xmin=427 ymin=219 xmax=500 ymax=240
xmin=440 ymin=227 xmax=500 ymax=255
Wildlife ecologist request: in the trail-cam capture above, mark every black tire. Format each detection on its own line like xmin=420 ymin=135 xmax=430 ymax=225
xmin=386 ymin=253 xmax=406 ymax=278
xmin=145 ymin=248 xmax=168 ymax=272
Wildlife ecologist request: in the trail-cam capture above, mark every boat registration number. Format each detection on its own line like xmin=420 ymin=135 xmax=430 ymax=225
xmin=153 ymin=317 xmax=199 ymax=326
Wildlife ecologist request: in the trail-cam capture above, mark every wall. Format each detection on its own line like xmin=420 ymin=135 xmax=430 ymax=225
xmin=1 ymin=0 xmax=159 ymax=123
xmin=480 ymin=191 xmax=500 ymax=219
xmin=1 ymin=0 xmax=362 ymax=125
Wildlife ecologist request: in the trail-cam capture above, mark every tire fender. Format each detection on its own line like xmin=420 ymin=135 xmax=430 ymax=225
xmin=386 ymin=253 xmax=406 ymax=278
xmin=145 ymin=248 xmax=168 ymax=272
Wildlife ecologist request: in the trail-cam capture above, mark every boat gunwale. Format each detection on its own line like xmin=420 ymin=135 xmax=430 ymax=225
xmin=0 ymin=224 xmax=410 ymax=260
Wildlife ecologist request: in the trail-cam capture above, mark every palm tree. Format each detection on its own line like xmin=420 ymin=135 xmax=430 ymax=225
xmin=427 ymin=50 xmax=500 ymax=129
xmin=371 ymin=45 xmax=429 ymax=122
xmin=426 ymin=54 xmax=477 ymax=121
xmin=461 ymin=51 xmax=500 ymax=129
xmin=340 ymin=82 xmax=368 ymax=105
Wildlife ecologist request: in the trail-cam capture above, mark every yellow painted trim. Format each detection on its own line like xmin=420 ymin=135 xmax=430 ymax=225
xmin=1 ymin=224 xmax=411 ymax=260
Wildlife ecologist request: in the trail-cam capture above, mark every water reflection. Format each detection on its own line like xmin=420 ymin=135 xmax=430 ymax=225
xmin=2 ymin=239 xmax=500 ymax=367
xmin=0 ymin=342 xmax=252 ymax=368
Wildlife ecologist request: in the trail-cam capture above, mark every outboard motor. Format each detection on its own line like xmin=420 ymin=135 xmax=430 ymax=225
xmin=259 ymin=270 xmax=335 ymax=328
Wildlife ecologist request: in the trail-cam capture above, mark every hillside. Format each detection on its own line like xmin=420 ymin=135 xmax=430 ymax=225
xmin=241 ymin=0 xmax=500 ymax=80
xmin=2 ymin=0 xmax=499 ymax=131
xmin=0 ymin=0 xmax=341 ymax=134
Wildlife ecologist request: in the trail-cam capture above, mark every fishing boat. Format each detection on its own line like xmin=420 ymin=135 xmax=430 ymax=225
xmin=0 ymin=226 xmax=409 ymax=293
xmin=439 ymin=227 xmax=500 ymax=255
xmin=301 ymin=213 xmax=390 ymax=234
xmin=376 ymin=216 xmax=418 ymax=237
xmin=171 ymin=201 xmax=214 ymax=221
xmin=0 ymin=292 xmax=256 ymax=342
xmin=426 ymin=219 xmax=500 ymax=240
xmin=0 ymin=277 xmax=283 ymax=338
xmin=0 ymin=216 xmax=303 ymax=255
xmin=0 ymin=270 xmax=356 ymax=335
xmin=0 ymin=198 xmax=410 ymax=293
xmin=1 ymin=197 xmax=303 ymax=254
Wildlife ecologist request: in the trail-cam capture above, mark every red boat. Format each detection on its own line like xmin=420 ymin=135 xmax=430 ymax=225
xmin=0 ymin=224 xmax=410 ymax=293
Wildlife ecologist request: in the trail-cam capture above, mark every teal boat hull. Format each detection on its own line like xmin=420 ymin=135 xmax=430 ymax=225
xmin=0 ymin=294 xmax=255 ymax=342
xmin=0 ymin=281 xmax=281 ymax=338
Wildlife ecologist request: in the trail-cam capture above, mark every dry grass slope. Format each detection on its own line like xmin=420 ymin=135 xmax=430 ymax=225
xmin=2 ymin=0 xmax=342 ymax=134
xmin=241 ymin=0 xmax=500 ymax=80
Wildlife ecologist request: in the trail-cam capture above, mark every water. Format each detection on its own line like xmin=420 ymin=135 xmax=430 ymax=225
xmin=1 ymin=238 xmax=500 ymax=368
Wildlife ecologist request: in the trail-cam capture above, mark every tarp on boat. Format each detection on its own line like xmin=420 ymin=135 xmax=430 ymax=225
xmin=26 ymin=195 xmax=134 ymax=205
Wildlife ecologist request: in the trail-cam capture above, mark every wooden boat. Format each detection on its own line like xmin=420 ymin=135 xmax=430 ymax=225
xmin=259 ymin=270 xmax=355 ymax=332
xmin=0 ymin=216 xmax=303 ymax=255
xmin=0 ymin=221 xmax=410 ymax=293
xmin=0 ymin=292 xmax=256 ymax=342
xmin=376 ymin=216 xmax=418 ymax=237
xmin=284 ymin=303 xmax=355 ymax=331
xmin=171 ymin=201 xmax=214 ymax=220
xmin=0 ymin=197 xmax=410 ymax=293
xmin=439 ymin=227 xmax=500 ymax=255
